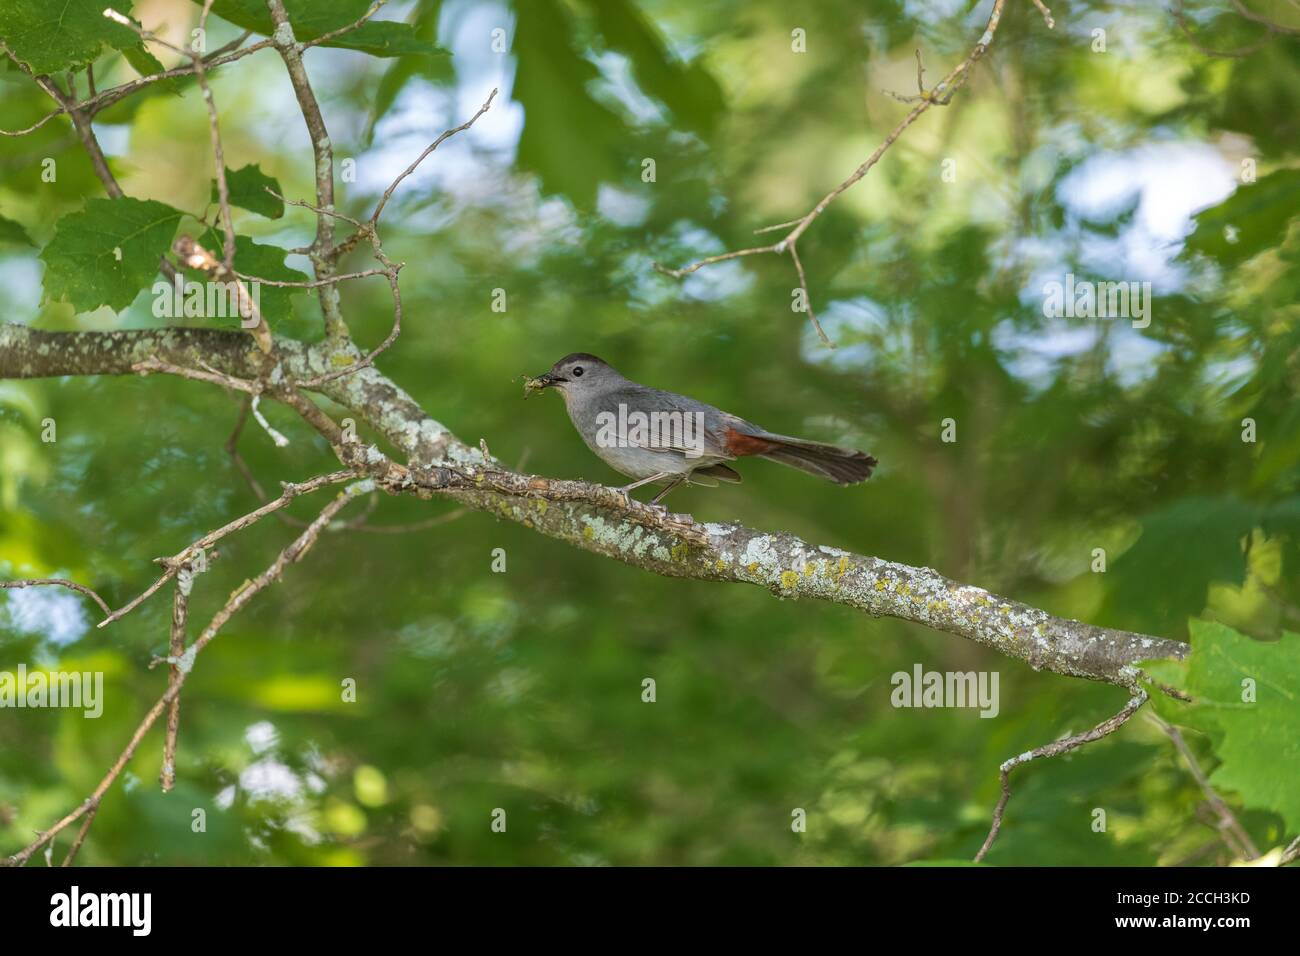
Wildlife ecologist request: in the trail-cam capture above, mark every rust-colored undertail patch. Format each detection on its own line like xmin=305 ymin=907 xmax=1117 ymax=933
xmin=724 ymin=428 xmax=780 ymax=456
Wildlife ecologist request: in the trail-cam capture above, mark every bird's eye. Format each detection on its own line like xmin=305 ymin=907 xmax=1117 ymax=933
xmin=572 ymin=366 xmax=584 ymax=377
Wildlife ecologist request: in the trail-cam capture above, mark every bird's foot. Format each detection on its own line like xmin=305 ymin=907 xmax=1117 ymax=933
xmin=613 ymin=490 xmax=674 ymax=520
xmin=618 ymin=492 xmax=665 ymax=517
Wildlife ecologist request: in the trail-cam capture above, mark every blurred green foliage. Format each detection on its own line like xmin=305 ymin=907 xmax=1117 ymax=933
xmin=1 ymin=0 xmax=1298 ymax=865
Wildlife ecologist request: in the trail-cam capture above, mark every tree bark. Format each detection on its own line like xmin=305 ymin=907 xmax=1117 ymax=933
xmin=0 ymin=322 xmax=1189 ymax=687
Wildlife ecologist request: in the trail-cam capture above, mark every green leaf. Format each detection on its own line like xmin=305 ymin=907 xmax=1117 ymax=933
xmin=201 ymin=0 xmax=447 ymax=58
xmin=121 ymin=43 xmax=183 ymax=97
xmin=1148 ymin=621 xmax=1300 ymax=833
xmin=0 ymin=0 xmax=143 ymax=74
xmin=582 ymin=0 xmax=725 ymax=138
xmin=40 ymin=197 xmax=182 ymax=312
xmin=190 ymin=229 xmax=308 ymax=324
xmin=325 ymin=19 xmax=441 ymax=58
xmin=0 ymin=213 xmax=35 ymax=247
xmin=515 ymin=0 xmax=626 ymax=207
xmin=121 ymin=44 xmax=164 ymax=79
xmin=1108 ymin=497 xmax=1256 ymax=631
xmin=1185 ymin=170 xmax=1300 ymax=267
xmin=211 ymin=163 xmax=285 ymax=219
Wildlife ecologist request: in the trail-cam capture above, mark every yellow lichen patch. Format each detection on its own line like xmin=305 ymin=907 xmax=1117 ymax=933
xmin=329 ymin=352 xmax=356 ymax=368
xmin=802 ymin=563 xmax=815 ymax=577
xmin=780 ymin=570 xmax=800 ymax=590
xmin=534 ymin=499 xmax=548 ymax=515
xmin=874 ymin=579 xmax=887 ymax=591
xmin=837 ymin=556 xmax=850 ymax=578
xmin=670 ymin=541 xmax=690 ymax=562
xmin=582 ymin=525 xmax=595 ymax=540
xmin=714 ymin=558 xmax=727 ymax=571
xmin=747 ymin=562 xmax=759 ymax=574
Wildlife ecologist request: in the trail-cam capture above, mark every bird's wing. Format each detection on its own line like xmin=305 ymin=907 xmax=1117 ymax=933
xmin=594 ymin=384 xmax=732 ymax=457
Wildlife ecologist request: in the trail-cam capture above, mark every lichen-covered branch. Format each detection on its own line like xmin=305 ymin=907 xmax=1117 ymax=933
xmin=0 ymin=323 xmax=1189 ymax=689
xmin=412 ymin=468 xmax=1186 ymax=687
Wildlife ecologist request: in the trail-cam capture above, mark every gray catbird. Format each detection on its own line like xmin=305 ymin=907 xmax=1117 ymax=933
xmin=525 ymin=353 xmax=877 ymax=505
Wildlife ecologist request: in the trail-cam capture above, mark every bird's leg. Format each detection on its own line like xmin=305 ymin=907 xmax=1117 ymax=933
xmin=649 ymin=477 xmax=685 ymax=506
xmin=617 ymin=472 xmax=674 ymax=508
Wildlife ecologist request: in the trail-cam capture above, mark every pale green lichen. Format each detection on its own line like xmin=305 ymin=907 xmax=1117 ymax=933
xmin=576 ymin=514 xmax=670 ymax=562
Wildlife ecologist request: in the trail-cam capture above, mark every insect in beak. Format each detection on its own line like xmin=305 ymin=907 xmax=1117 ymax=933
xmin=522 ymin=372 xmax=561 ymax=397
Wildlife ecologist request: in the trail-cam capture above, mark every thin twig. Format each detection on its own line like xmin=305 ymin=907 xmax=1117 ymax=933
xmin=8 ymin=48 xmax=181 ymax=285
xmin=974 ymin=689 xmax=1148 ymax=862
xmin=0 ymin=36 xmax=272 ymax=136
xmin=368 ymin=88 xmax=498 ymax=228
xmin=5 ymin=489 xmax=362 ymax=867
xmin=171 ymin=236 xmax=273 ymax=353
xmin=299 ymin=88 xmax=497 ymax=387
xmin=1230 ymin=0 xmax=1300 ymax=34
xmin=160 ymin=568 xmax=192 ymax=793
xmin=192 ymin=1 xmax=237 ymax=271
xmin=233 ymin=266 xmax=392 ymax=288
xmin=301 ymin=1 xmax=391 ymax=50
xmin=788 ymin=243 xmax=831 ymax=347
xmin=133 ymin=355 xmax=259 ymax=393
xmin=1148 ymin=712 xmax=1259 ymax=860
xmin=654 ymin=0 xmax=1040 ymax=345
xmin=1283 ymin=834 xmax=1300 ymax=866
xmin=95 ymin=470 xmax=354 ymax=629
xmin=59 ymin=800 xmax=99 ymax=867
xmin=1 ymin=579 xmax=111 ymax=617
xmin=267 ymin=0 xmax=347 ymax=338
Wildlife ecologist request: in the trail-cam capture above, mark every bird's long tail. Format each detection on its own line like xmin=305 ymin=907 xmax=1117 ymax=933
xmin=755 ymin=433 xmax=877 ymax=485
